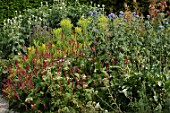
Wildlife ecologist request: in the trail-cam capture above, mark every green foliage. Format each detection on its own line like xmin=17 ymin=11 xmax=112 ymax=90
xmin=0 ymin=1 xmax=102 ymax=58
xmin=0 ymin=0 xmax=53 ymax=27
xmin=0 ymin=58 xmax=10 ymax=91
xmin=67 ymin=0 xmax=151 ymax=15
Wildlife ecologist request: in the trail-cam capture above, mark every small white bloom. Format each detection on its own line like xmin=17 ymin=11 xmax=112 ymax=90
xmin=158 ymin=81 xmax=162 ymax=86
xmin=60 ymin=7 xmax=62 ymax=10
xmin=39 ymin=17 xmax=42 ymax=21
xmin=19 ymin=15 xmax=22 ymax=18
xmin=46 ymin=2 xmax=48 ymax=6
xmin=41 ymin=2 xmax=43 ymax=7
xmin=25 ymin=97 xmax=33 ymax=102
xmin=7 ymin=18 xmax=10 ymax=23
xmin=95 ymin=102 xmax=100 ymax=109
xmin=102 ymin=4 xmax=105 ymax=8
xmin=3 ymin=20 xmax=6 ymax=23
xmin=13 ymin=20 xmax=16 ymax=24
xmin=97 ymin=4 xmax=100 ymax=7
xmin=82 ymin=74 xmax=86 ymax=79
xmin=153 ymin=96 xmax=158 ymax=102
xmin=56 ymin=76 xmax=62 ymax=80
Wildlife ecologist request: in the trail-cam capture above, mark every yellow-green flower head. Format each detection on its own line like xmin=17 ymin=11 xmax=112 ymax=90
xmin=28 ymin=46 xmax=35 ymax=52
xmin=27 ymin=46 xmax=35 ymax=56
xmin=98 ymin=15 xmax=108 ymax=24
xmin=53 ymin=28 xmax=62 ymax=37
xmin=78 ymin=17 xmax=91 ymax=28
xmin=42 ymin=43 xmax=46 ymax=49
xmin=75 ymin=27 xmax=82 ymax=34
xmin=60 ymin=19 xmax=72 ymax=28
xmin=28 ymin=46 xmax=32 ymax=52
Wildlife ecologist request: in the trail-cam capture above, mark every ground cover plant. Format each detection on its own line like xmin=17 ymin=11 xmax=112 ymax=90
xmin=1 ymin=0 xmax=170 ymax=113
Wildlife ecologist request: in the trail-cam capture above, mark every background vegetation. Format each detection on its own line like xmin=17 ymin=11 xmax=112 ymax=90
xmin=0 ymin=0 xmax=164 ymax=27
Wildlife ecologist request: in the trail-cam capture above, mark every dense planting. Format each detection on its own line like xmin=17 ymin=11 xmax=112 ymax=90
xmin=0 ymin=0 xmax=170 ymax=113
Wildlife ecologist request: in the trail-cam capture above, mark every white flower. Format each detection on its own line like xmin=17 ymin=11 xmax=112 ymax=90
xmin=41 ymin=2 xmax=43 ymax=7
xmin=25 ymin=97 xmax=33 ymax=102
xmin=95 ymin=102 xmax=100 ymax=109
xmin=97 ymin=4 xmax=100 ymax=7
xmin=56 ymin=76 xmax=62 ymax=80
xmin=158 ymin=81 xmax=162 ymax=86
xmin=19 ymin=15 xmax=22 ymax=18
xmin=102 ymin=4 xmax=105 ymax=8
xmin=3 ymin=20 xmax=6 ymax=24
xmin=46 ymin=2 xmax=48 ymax=6
xmin=153 ymin=96 xmax=158 ymax=102
xmin=7 ymin=19 xmax=10 ymax=23
xmin=60 ymin=7 xmax=62 ymax=10
xmin=82 ymin=74 xmax=86 ymax=79
xmin=39 ymin=17 xmax=42 ymax=21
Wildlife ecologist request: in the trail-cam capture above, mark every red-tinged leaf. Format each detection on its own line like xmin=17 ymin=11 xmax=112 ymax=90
xmin=25 ymin=105 xmax=28 ymax=111
xmin=67 ymin=77 xmax=70 ymax=85
xmin=15 ymin=92 xmax=21 ymax=100
xmin=125 ymin=59 xmax=129 ymax=64
xmin=44 ymin=104 xmax=46 ymax=110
